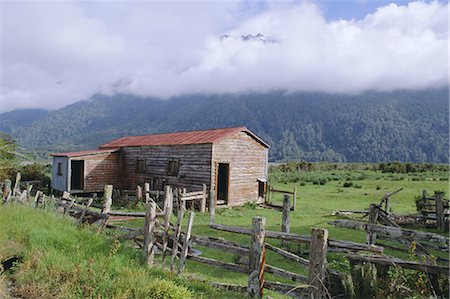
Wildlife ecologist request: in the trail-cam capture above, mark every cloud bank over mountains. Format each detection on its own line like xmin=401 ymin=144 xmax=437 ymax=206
xmin=1 ymin=1 xmax=448 ymax=112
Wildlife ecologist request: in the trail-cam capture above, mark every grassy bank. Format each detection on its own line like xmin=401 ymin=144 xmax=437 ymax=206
xmin=0 ymin=205 xmax=238 ymax=299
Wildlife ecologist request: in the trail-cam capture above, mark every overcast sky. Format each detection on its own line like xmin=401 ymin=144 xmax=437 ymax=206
xmin=0 ymin=0 xmax=448 ymax=112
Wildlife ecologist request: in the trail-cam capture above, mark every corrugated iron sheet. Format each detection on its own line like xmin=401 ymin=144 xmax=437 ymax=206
xmin=51 ymin=148 xmax=119 ymax=158
xmin=99 ymin=126 xmax=269 ymax=148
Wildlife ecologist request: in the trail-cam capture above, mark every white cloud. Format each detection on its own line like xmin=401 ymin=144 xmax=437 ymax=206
xmin=0 ymin=0 xmax=448 ymax=112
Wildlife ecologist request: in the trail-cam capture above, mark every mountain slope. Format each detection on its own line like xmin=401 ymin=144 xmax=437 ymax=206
xmin=0 ymin=88 xmax=448 ymax=162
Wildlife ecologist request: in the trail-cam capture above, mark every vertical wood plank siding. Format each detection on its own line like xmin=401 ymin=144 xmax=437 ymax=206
xmin=71 ymin=153 xmax=119 ymax=192
xmin=119 ymin=144 xmax=213 ymax=191
xmin=51 ymin=157 xmax=69 ymax=192
xmin=212 ymin=132 xmax=268 ymax=206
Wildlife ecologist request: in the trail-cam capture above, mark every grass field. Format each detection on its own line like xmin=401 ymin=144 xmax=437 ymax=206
xmin=1 ymin=165 xmax=448 ymax=298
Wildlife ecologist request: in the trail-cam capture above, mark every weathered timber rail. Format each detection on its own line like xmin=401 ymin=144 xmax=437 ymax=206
xmin=330 ymin=219 xmax=449 ymax=252
xmin=209 ymin=223 xmax=384 ymax=253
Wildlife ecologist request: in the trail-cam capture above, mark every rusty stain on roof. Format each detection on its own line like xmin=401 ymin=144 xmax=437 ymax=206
xmin=51 ymin=148 xmax=119 ymax=158
xmin=100 ymin=126 xmax=269 ymax=148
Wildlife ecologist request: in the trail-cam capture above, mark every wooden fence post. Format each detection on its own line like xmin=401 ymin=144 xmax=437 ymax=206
xmin=209 ymin=189 xmax=216 ymax=223
xmin=282 ymin=195 xmax=290 ymax=247
xmin=247 ymin=216 xmax=266 ymax=298
xmin=201 ymin=184 xmax=207 ymax=213
xmin=102 ymin=185 xmax=113 ymax=214
xmin=170 ymin=206 xmax=184 ymax=272
xmin=144 ymin=201 xmax=157 ymax=266
xmin=162 ymin=185 xmax=173 ymax=261
xmin=13 ymin=172 xmax=21 ymax=196
xmin=178 ymin=211 xmax=194 ymax=274
xmin=308 ymin=228 xmax=329 ymax=299
xmin=181 ymin=188 xmax=187 ymax=211
xmin=366 ymin=204 xmax=379 ymax=245
xmin=77 ymin=198 xmax=93 ymax=224
xmin=144 ymin=183 xmax=150 ymax=203
xmin=136 ymin=186 xmax=142 ymax=201
xmin=293 ymin=187 xmax=297 ymax=211
xmin=435 ymin=192 xmax=445 ymax=231
xmin=3 ymin=179 xmax=11 ymax=201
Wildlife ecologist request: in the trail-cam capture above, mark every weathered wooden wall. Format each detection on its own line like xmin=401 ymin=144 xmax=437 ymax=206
xmin=212 ymin=131 xmax=268 ymax=206
xmin=51 ymin=156 xmax=69 ymax=192
xmin=119 ymin=144 xmax=212 ymax=191
xmin=71 ymin=153 xmax=119 ymax=192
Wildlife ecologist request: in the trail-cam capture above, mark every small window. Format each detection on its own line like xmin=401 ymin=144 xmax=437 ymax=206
xmin=57 ymin=162 xmax=63 ymax=176
xmin=167 ymin=160 xmax=179 ymax=176
xmin=136 ymin=158 xmax=146 ymax=173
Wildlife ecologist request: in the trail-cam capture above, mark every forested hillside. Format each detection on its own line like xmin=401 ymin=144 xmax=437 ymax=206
xmin=0 ymin=88 xmax=448 ymax=162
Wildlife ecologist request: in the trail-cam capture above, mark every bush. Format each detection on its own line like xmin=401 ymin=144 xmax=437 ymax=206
xmin=343 ymin=182 xmax=353 ymax=188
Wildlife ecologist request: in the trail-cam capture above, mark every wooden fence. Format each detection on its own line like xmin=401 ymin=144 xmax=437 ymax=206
xmin=416 ymin=190 xmax=449 ymax=231
xmin=265 ymin=184 xmax=297 ymax=211
xmin=3 ymin=175 xmax=448 ymax=298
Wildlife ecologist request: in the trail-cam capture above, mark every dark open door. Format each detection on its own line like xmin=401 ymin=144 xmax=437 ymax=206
xmin=217 ymin=163 xmax=229 ymax=204
xmin=71 ymin=160 xmax=84 ymax=191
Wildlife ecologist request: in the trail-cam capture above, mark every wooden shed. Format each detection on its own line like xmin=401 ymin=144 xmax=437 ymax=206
xmin=51 ymin=127 xmax=269 ymax=206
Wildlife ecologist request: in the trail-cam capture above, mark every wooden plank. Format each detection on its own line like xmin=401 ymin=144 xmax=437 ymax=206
xmin=210 ymin=223 xmax=383 ymax=253
xmin=170 ymin=207 xmax=184 ymax=272
xmin=200 ymin=184 xmax=207 ymax=213
xmin=162 ymin=185 xmax=173 ymax=262
xmin=143 ymin=202 xmax=156 ymax=266
xmin=193 ymin=236 xmax=250 ymax=255
xmin=209 ymin=189 xmax=215 ymax=223
xmin=188 ymin=255 xmax=248 ymax=273
xmin=2 ymin=179 xmax=11 ymax=201
xmin=293 ymin=187 xmax=297 ymax=211
xmin=308 ymin=228 xmax=328 ymax=299
xmin=367 ymin=204 xmax=379 ymax=245
xmin=435 ymin=192 xmax=445 ymax=231
xmin=330 ymin=220 xmax=449 ymax=250
xmin=270 ymin=188 xmax=295 ymax=195
xmin=265 ymin=243 xmax=309 ymax=266
xmin=77 ymin=198 xmax=93 ymax=224
xmin=247 ymin=216 xmax=265 ymax=299
xmin=265 ymin=264 xmax=308 ymax=283
xmin=178 ymin=211 xmax=194 ymax=273
xmin=13 ymin=172 xmax=21 ymax=196
xmin=347 ymin=254 xmax=448 ymax=274
xmin=282 ymin=195 xmax=290 ymax=233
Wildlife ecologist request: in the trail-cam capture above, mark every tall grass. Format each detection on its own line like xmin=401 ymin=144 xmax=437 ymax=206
xmin=0 ymin=205 xmax=235 ymax=298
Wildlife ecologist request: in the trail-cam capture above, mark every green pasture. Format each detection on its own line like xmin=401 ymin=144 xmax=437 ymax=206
xmin=1 ymin=166 xmax=448 ymax=298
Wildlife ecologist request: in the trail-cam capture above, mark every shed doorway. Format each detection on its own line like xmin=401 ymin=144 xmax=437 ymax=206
xmin=71 ymin=160 xmax=84 ymax=191
xmin=217 ymin=163 xmax=229 ymax=205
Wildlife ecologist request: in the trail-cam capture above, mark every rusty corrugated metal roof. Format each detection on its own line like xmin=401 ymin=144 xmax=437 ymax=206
xmin=51 ymin=148 xmax=119 ymax=158
xmin=99 ymin=126 xmax=269 ymax=148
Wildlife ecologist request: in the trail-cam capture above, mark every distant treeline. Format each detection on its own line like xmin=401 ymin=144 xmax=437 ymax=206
xmin=271 ymin=161 xmax=450 ymax=173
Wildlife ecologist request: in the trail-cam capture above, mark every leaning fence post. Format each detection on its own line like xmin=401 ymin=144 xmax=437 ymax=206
xmin=282 ymin=195 xmax=290 ymax=247
xmin=170 ymin=206 xmax=184 ymax=272
xmin=201 ymin=183 xmax=207 ymax=213
xmin=293 ymin=187 xmax=297 ymax=211
xmin=435 ymin=192 xmax=445 ymax=231
xmin=248 ymin=216 xmax=266 ymax=298
xmin=366 ymin=204 xmax=379 ymax=245
xmin=144 ymin=201 xmax=157 ymax=266
xmin=77 ymin=198 xmax=93 ymax=224
xmin=178 ymin=211 xmax=194 ymax=274
xmin=3 ymin=179 xmax=11 ymax=201
xmin=13 ymin=172 xmax=21 ymax=196
xmin=162 ymin=185 xmax=173 ymax=262
xmin=308 ymin=228 xmax=328 ymax=299
xmin=209 ymin=189 xmax=216 ymax=223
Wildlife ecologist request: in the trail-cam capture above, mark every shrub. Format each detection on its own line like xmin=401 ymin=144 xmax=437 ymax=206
xmin=343 ymin=182 xmax=353 ymax=188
